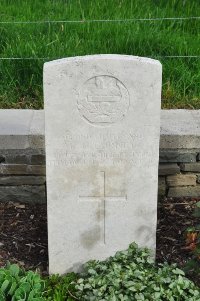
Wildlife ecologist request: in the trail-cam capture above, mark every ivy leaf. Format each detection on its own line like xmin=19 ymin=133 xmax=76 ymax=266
xmin=8 ymin=281 xmax=17 ymax=296
xmin=1 ymin=280 xmax=10 ymax=293
xmin=172 ymin=268 xmax=185 ymax=276
xmin=9 ymin=265 xmax=20 ymax=277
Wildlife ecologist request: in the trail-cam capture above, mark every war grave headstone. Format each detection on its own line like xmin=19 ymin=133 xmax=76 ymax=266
xmin=44 ymin=54 xmax=162 ymax=274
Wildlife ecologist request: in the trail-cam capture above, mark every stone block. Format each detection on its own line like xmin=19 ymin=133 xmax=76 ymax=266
xmin=168 ymin=185 xmax=200 ymax=198
xmin=159 ymin=151 xmax=196 ymax=163
xmin=180 ymin=163 xmax=200 ymax=172
xmin=0 ymin=176 xmax=46 ymax=186
xmin=0 ymin=110 xmax=45 ymax=150
xmin=0 ymin=156 xmax=5 ymax=163
xmin=30 ymin=155 xmax=45 ymax=165
xmin=0 ymin=148 xmax=44 ymax=157
xmin=166 ymin=174 xmax=196 ymax=187
xmin=5 ymin=155 xmax=30 ymax=164
xmin=0 ymin=185 xmax=46 ymax=203
xmin=27 ymin=165 xmax=46 ymax=175
xmin=159 ymin=164 xmax=180 ymax=176
xmin=158 ymin=177 xmax=166 ymax=198
xmin=160 ymin=110 xmax=200 ymax=149
xmin=0 ymin=164 xmax=46 ymax=175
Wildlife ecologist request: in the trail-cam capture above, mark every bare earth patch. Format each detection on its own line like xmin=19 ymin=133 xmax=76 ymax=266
xmin=0 ymin=202 xmax=48 ymax=273
xmin=0 ymin=198 xmax=199 ymax=284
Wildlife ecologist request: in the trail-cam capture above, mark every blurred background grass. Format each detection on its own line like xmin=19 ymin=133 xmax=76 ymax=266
xmin=0 ymin=0 xmax=199 ymax=109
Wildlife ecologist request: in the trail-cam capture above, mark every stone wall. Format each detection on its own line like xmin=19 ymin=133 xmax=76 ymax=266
xmin=0 ymin=110 xmax=46 ymax=203
xmin=0 ymin=109 xmax=199 ymax=203
xmin=158 ymin=153 xmax=200 ymax=199
xmin=158 ymin=110 xmax=200 ymax=199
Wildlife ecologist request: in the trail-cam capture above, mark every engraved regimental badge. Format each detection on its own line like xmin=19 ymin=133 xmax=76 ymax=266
xmin=77 ymin=75 xmax=130 ymax=125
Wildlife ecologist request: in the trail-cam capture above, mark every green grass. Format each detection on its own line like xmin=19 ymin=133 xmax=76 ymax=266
xmin=0 ymin=0 xmax=200 ymax=109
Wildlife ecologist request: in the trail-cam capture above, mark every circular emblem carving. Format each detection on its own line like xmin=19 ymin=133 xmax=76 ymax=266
xmin=77 ymin=75 xmax=130 ymax=125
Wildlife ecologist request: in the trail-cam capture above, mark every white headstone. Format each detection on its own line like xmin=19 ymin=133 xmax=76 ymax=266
xmin=44 ymin=55 xmax=162 ymax=274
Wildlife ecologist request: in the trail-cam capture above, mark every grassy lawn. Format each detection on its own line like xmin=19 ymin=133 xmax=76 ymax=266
xmin=0 ymin=0 xmax=199 ymax=109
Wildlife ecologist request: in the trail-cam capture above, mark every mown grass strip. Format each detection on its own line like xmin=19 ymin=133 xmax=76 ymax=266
xmin=0 ymin=0 xmax=199 ymax=109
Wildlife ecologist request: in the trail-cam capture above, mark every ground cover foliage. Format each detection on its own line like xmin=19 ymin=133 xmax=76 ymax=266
xmin=0 ymin=263 xmax=45 ymax=301
xmin=74 ymin=243 xmax=200 ymax=301
xmin=1 ymin=244 xmax=200 ymax=301
xmin=0 ymin=0 xmax=200 ymax=109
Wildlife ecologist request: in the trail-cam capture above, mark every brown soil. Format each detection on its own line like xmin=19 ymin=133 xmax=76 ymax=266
xmin=0 ymin=202 xmax=48 ymax=273
xmin=0 ymin=198 xmax=199 ymax=284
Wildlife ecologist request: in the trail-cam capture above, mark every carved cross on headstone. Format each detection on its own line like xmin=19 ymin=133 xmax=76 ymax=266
xmin=79 ymin=171 xmax=127 ymax=244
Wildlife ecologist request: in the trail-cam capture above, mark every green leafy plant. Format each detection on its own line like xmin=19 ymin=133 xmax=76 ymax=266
xmin=0 ymin=263 xmax=45 ymax=301
xmin=44 ymin=273 xmax=77 ymax=301
xmin=74 ymin=243 xmax=200 ymax=300
xmin=2 ymin=244 xmax=200 ymax=301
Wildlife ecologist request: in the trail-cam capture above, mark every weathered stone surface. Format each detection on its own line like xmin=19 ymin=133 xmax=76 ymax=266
xmin=5 ymin=155 xmax=29 ymax=164
xmin=159 ymin=151 xmax=196 ymax=163
xmin=0 ymin=109 xmax=200 ymax=152
xmin=44 ymin=55 xmax=162 ymax=274
xmin=0 ymin=176 xmax=46 ymax=186
xmin=158 ymin=177 xmax=166 ymax=199
xmin=160 ymin=110 xmax=200 ymax=149
xmin=0 ymin=185 xmax=46 ymax=203
xmin=29 ymin=110 xmax=45 ymax=135
xmin=159 ymin=164 xmax=180 ymax=175
xmin=0 ymin=110 xmax=45 ymax=150
xmin=0 ymin=156 xmax=5 ymax=163
xmin=0 ymin=109 xmax=199 ymax=153
xmin=166 ymin=174 xmax=196 ymax=187
xmin=180 ymin=163 xmax=200 ymax=172
xmin=0 ymin=108 xmax=199 ymax=206
xmin=30 ymin=155 xmax=45 ymax=165
xmin=4 ymin=153 xmax=45 ymax=165
xmin=0 ymin=164 xmax=45 ymax=175
xmin=168 ymin=185 xmax=200 ymax=198
xmin=0 ymin=148 xmax=45 ymax=157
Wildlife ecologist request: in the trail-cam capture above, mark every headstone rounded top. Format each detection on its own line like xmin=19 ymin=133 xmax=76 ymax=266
xmin=44 ymin=54 xmax=162 ymax=69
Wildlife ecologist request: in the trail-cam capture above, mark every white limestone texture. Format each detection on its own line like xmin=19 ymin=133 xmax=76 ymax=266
xmin=0 ymin=109 xmax=44 ymax=149
xmin=160 ymin=109 xmax=200 ymax=149
xmin=44 ymin=55 xmax=162 ymax=274
xmin=1 ymin=109 xmax=200 ymax=151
